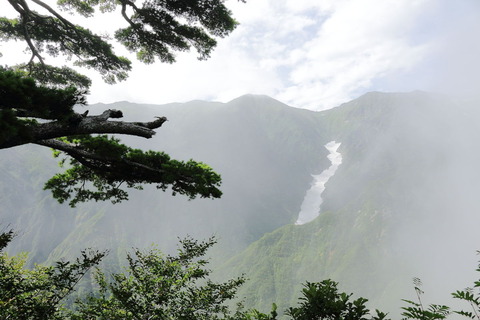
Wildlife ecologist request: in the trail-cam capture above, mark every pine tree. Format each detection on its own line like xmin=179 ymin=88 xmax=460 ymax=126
xmin=0 ymin=0 xmax=242 ymax=206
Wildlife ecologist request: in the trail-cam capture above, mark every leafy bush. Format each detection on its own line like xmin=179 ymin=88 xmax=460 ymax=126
xmin=2 ymin=230 xmax=480 ymax=320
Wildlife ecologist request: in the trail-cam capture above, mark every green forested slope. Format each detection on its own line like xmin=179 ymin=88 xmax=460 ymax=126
xmin=217 ymin=92 xmax=480 ymax=315
xmin=2 ymin=92 xmax=479 ymax=316
xmin=1 ymin=94 xmax=328 ymax=265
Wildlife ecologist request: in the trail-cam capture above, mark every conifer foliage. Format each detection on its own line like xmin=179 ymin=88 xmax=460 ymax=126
xmin=0 ymin=0 xmax=241 ymax=205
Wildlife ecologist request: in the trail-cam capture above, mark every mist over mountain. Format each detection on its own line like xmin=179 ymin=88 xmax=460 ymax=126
xmin=216 ymin=92 xmax=480 ymax=314
xmin=1 ymin=92 xmax=479 ymax=315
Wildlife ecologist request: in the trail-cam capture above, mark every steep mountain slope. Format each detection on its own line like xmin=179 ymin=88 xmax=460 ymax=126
xmin=2 ymin=92 xmax=479 ymax=316
xmin=2 ymin=94 xmax=329 ymax=264
xmin=0 ymin=146 xmax=77 ymax=264
xmin=218 ymin=92 xmax=480 ymax=314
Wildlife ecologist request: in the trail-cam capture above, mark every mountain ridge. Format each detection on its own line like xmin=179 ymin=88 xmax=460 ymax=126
xmin=2 ymin=91 xmax=479 ymax=316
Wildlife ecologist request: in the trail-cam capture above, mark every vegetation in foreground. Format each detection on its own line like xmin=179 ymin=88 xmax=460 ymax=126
xmin=1 ymin=231 xmax=479 ymax=320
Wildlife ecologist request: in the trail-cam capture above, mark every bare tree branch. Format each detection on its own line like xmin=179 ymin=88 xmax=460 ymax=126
xmin=30 ymin=0 xmax=76 ymax=28
xmin=120 ymin=2 xmax=136 ymax=28
xmin=0 ymin=110 xmax=167 ymax=149
xmin=8 ymin=0 xmax=47 ymax=68
xmin=7 ymin=0 xmax=27 ymax=14
xmin=23 ymin=18 xmax=46 ymax=68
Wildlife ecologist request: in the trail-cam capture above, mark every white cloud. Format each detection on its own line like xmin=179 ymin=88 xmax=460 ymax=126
xmin=2 ymin=0 xmax=480 ymax=110
xmin=271 ymin=0 xmax=435 ymax=109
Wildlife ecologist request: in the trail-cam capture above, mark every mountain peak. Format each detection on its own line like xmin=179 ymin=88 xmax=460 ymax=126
xmin=227 ymin=94 xmax=290 ymax=108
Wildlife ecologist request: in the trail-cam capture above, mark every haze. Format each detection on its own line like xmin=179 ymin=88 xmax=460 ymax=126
xmin=2 ymin=0 xmax=480 ymax=317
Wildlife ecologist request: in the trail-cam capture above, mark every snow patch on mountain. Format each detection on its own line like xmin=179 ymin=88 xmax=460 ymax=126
xmin=295 ymin=141 xmax=342 ymax=225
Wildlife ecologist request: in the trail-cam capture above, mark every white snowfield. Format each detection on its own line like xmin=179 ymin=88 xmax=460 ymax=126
xmin=295 ymin=141 xmax=342 ymax=225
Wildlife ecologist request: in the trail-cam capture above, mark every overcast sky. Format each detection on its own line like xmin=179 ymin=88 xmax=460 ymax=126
xmin=2 ymin=0 xmax=480 ymax=110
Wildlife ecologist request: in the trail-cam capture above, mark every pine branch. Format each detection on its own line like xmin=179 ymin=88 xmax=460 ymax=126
xmin=35 ymin=138 xmax=167 ymax=178
xmin=0 ymin=110 xmax=167 ymax=149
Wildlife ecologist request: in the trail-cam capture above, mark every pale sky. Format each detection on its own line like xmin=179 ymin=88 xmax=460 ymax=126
xmin=2 ymin=0 xmax=480 ymax=110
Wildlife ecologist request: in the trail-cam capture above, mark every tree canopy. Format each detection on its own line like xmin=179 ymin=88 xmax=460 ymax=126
xmin=0 ymin=0 xmax=242 ymax=206
xmin=8 ymin=230 xmax=478 ymax=320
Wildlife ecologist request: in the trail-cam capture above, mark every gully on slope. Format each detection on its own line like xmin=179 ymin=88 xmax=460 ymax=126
xmin=295 ymin=141 xmax=342 ymax=225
